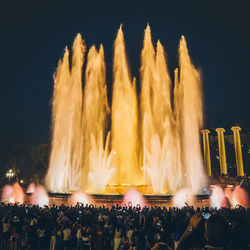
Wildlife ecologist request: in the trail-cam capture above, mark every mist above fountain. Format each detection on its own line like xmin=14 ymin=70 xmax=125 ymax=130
xmin=46 ymin=25 xmax=206 ymax=194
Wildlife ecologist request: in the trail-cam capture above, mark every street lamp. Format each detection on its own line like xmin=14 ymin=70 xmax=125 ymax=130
xmin=6 ymin=169 xmax=14 ymax=182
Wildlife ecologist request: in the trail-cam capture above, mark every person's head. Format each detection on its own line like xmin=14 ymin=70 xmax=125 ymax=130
xmin=205 ymin=214 xmax=231 ymax=247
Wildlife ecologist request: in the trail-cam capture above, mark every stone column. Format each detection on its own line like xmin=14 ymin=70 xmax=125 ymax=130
xmin=215 ymin=128 xmax=228 ymax=175
xmin=201 ymin=129 xmax=212 ymax=176
xmin=231 ymin=126 xmax=244 ymax=176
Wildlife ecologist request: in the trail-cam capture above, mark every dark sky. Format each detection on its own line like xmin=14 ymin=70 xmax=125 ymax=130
xmin=1 ymin=0 xmax=250 ymax=148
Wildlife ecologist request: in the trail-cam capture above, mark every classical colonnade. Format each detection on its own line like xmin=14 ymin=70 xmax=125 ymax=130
xmin=201 ymin=126 xmax=245 ymax=177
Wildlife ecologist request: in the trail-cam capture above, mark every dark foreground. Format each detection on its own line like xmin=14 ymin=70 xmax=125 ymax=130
xmin=0 ymin=202 xmax=249 ymax=250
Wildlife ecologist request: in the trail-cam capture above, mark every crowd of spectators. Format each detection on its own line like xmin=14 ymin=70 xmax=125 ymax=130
xmin=0 ymin=202 xmax=249 ymax=250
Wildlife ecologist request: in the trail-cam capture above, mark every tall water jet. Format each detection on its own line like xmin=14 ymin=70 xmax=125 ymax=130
xmin=111 ymin=26 xmax=142 ymax=185
xmin=140 ymin=25 xmax=180 ymax=193
xmin=178 ymin=36 xmax=206 ymax=193
xmin=46 ymin=34 xmax=85 ymax=192
xmin=45 ymin=26 xmax=207 ymax=195
xmin=173 ymin=68 xmax=183 ymax=190
xmin=88 ymin=132 xmax=115 ymax=192
xmin=82 ymin=45 xmax=114 ymax=192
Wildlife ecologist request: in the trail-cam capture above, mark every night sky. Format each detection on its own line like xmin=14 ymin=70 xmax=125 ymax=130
xmin=1 ymin=1 xmax=250 ymax=148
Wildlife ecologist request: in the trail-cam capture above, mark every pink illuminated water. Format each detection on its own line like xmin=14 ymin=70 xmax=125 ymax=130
xmin=30 ymin=185 xmax=49 ymax=207
xmin=122 ymin=189 xmax=146 ymax=208
xmin=231 ymin=185 xmax=249 ymax=208
xmin=1 ymin=183 xmax=24 ymax=204
xmin=210 ymin=186 xmax=229 ymax=208
xmin=68 ymin=191 xmax=91 ymax=206
xmin=172 ymin=188 xmax=195 ymax=208
xmin=1 ymin=185 xmax=13 ymax=203
xmin=26 ymin=183 xmax=35 ymax=193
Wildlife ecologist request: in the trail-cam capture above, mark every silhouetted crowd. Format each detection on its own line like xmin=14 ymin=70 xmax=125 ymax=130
xmin=0 ymin=202 xmax=249 ymax=250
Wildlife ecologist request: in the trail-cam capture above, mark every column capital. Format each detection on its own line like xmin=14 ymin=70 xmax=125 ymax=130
xmin=201 ymin=129 xmax=210 ymax=134
xmin=231 ymin=126 xmax=241 ymax=132
xmin=215 ymin=128 xmax=225 ymax=133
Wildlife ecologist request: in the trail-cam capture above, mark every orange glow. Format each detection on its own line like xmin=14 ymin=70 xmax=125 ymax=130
xmin=30 ymin=185 xmax=49 ymax=207
xmin=122 ymin=188 xmax=146 ymax=208
xmin=111 ymin=26 xmax=142 ymax=186
xmin=231 ymin=185 xmax=249 ymax=208
xmin=210 ymin=185 xmax=228 ymax=208
xmin=45 ymin=26 xmax=206 ymax=195
xmin=68 ymin=191 xmax=92 ymax=206
xmin=172 ymin=188 xmax=195 ymax=208
xmin=1 ymin=183 xmax=24 ymax=204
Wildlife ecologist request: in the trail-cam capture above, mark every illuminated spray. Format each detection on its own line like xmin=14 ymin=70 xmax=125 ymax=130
xmin=46 ymin=26 xmax=206 ymax=194
xmin=111 ymin=26 xmax=142 ymax=185
xmin=46 ymin=34 xmax=85 ymax=192
xmin=83 ymin=45 xmax=114 ymax=192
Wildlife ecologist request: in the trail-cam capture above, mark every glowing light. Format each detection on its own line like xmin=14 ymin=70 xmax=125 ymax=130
xmin=210 ymin=186 xmax=227 ymax=208
xmin=45 ymin=25 xmax=206 ymax=195
xmin=6 ymin=169 xmax=14 ymax=181
xmin=1 ymin=183 xmax=24 ymax=204
xmin=68 ymin=191 xmax=91 ymax=206
xmin=141 ymin=26 xmax=179 ymax=193
xmin=122 ymin=188 xmax=146 ymax=208
xmin=13 ymin=183 xmax=24 ymax=203
xmin=1 ymin=185 xmax=13 ymax=203
xmin=30 ymin=185 xmax=49 ymax=207
xmin=82 ymin=44 xmax=112 ymax=191
xmin=111 ymin=26 xmax=142 ymax=185
xmin=46 ymin=34 xmax=85 ymax=192
xmin=26 ymin=183 xmax=35 ymax=193
xmin=231 ymin=185 xmax=249 ymax=208
xmin=172 ymin=188 xmax=194 ymax=208
xmin=9 ymin=197 xmax=14 ymax=203
xmin=88 ymin=133 xmax=115 ymax=193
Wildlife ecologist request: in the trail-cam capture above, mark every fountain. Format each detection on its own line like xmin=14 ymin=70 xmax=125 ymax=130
xmin=110 ymin=26 xmax=142 ymax=187
xmin=1 ymin=183 xmax=24 ymax=204
xmin=231 ymin=185 xmax=249 ymax=208
xmin=122 ymin=188 xmax=146 ymax=208
xmin=172 ymin=188 xmax=195 ymax=208
xmin=30 ymin=185 xmax=49 ymax=207
xmin=68 ymin=191 xmax=91 ymax=206
xmin=45 ymin=25 xmax=206 ymax=195
xmin=210 ymin=186 xmax=227 ymax=208
xmin=26 ymin=183 xmax=35 ymax=194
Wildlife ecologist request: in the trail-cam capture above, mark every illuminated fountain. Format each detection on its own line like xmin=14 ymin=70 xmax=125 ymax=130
xmin=46 ymin=25 xmax=206 ymax=195
xmin=68 ymin=191 xmax=91 ymax=206
xmin=140 ymin=27 xmax=178 ymax=193
xmin=45 ymin=35 xmax=85 ymax=192
xmin=83 ymin=45 xmax=114 ymax=192
xmin=172 ymin=188 xmax=195 ymax=208
xmin=30 ymin=185 xmax=49 ymax=207
xmin=1 ymin=183 xmax=24 ymax=204
xmin=231 ymin=185 xmax=249 ymax=208
xmin=110 ymin=27 xmax=142 ymax=189
xmin=210 ymin=185 xmax=228 ymax=208
xmin=122 ymin=188 xmax=146 ymax=208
